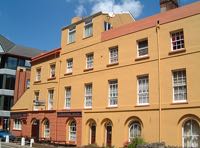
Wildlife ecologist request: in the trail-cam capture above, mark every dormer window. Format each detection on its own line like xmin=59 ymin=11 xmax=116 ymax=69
xmin=84 ymin=18 xmax=93 ymax=38
xmin=68 ymin=26 xmax=76 ymax=44
xmin=104 ymin=22 xmax=112 ymax=31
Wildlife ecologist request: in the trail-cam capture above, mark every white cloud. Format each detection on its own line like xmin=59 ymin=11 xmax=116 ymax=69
xmin=91 ymin=0 xmax=143 ymax=18
xmin=73 ymin=0 xmax=143 ymax=18
xmin=75 ymin=5 xmax=87 ymax=16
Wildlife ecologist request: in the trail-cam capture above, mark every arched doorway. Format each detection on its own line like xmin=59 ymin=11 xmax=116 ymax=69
xmin=43 ymin=119 xmax=50 ymax=138
xmin=182 ymin=119 xmax=200 ymax=147
xmin=31 ymin=119 xmax=40 ymax=141
xmin=105 ymin=121 xmax=112 ymax=147
xmin=89 ymin=122 xmax=96 ymax=144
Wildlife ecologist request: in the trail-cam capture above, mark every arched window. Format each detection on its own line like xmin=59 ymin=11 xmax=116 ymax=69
xmin=129 ymin=121 xmax=141 ymax=141
xmin=183 ymin=119 xmax=200 ymax=148
xmin=89 ymin=122 xmax=96 ymax=144
xmin=69 ymin=120 xmax=76 ymax=141
xmin=43 ymin=119 xmax=50 ymax=138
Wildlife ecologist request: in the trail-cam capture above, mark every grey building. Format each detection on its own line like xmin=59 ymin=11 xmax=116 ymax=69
xmin=0 ymin=34 xmax=43 ymax=130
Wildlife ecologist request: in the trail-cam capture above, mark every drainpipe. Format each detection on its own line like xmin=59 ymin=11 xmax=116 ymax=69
xmin=156 ymin=20 xmax=162 ymax=142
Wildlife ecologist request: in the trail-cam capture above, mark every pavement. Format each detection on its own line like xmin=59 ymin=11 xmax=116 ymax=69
xmin=0 ymin=142 xmax=32 ymax=148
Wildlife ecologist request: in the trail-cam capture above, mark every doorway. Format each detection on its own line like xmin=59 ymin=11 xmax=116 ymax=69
xmin=31 ymin=119 xmax=39 ymax=141
xmin=105 ymin=122 xmax=112 ymax=147
xmin=90 ymin=123 xmax=96 ymax=144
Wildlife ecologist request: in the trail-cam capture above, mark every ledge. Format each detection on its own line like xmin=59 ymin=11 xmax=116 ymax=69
xmin=84 ymin=107 xmax=92 ymax=110
xmin=171 ymin=101 xmax=188 ymax=105
xmin=47 ymin=77 xmax=56 ymax=81
xmin=106 ymin=106 xmax=118 ymax=109
xmin=83 ymin=68 xmax=93 ymax=72
xmin=64 ymin=72 xmax=73 ymax=76
xmin=67 ymin=41 xmax=75 ymax=45
xmin=83 ymin=35 xmax=93 ymax=40
xmin=106 ymin=62 xmax=119 ymax=67
xmin=34 ymin=80 xmax=41 ymax=84
xmin=168 ymin=48 xmax=186 ymax=55
xmin=135 ymin=104 xmax=150 ymax=107
xmin=135 ymin=55 xmax=150 ymax=61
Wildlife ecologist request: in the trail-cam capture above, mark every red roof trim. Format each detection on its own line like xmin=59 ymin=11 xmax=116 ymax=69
xmin=101 ymin=2 xmax=200 ymax=41
xmin=31 ymin=48 xmax=61 ymax=62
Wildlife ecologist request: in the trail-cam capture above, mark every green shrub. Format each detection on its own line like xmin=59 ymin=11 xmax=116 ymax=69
xmin=127 ymin=137 xmax=145 ymax=148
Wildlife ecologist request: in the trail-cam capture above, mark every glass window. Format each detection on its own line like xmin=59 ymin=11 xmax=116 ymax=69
xmin=36 ymin=68 xmax=41 ymax=81
xmin=137 ymin=75 xmax=149 ymax=105
xmin=48 ymin=90 xmax=54 ymax=110
xmin=84 ymin=19 xmax=93 ymax=38
xmin=66 ymin=59 xmax=73 ymax=73
xmin=5 ymin=57 xmax=18 ymax=69
xmin=85 ymin=84 xmax=92 ymax=108
xmin=109 ymin=80 xmax=118 ymax=106
xmin=109 ymin=47 xmax=118 ymax=64
xmin=44 ymin=120 xmax=50 ymax=138
xmin=33 ymin=91 xmax=39 ymax=110
xmin=68 ymin=26 xmax=76 ymax=43
xmin=18 ymin=59 xmax=25 ymax=67
xmin=104 ymin=22 xmax=112 ymax=31
xmin=3 ymin=96 xmax=13 ymax=110
xmin=0 ymin=74 xmax=4 ymax=89
xmin=69 ymin=120 xmax=76 ymax=141
xmin=65 ymin=87 xmax=71 ymax=109
xmin=26 ymin=79 xmax=30 ymax=89
xmin=25 ymin=60 xmax=31 ymax=67
xmin=183 ymin=119 xmax=200 ymax=148
xmin=171 ymin=30 xmax=185 ymax=50
xmin=137 ymin=39 xmax=148 ymax=57
xmin=173 ymin=70 xmax=187 ymax=102
xmin=50 ymin=64 xmax=56 ymax=78
xmin=86 ymin=54 xmax=94 ymax=69
xmin=5 ymin=75 xmax=15 ymax=90
xmin=129 ymin=121 xmax=141 ymax=142
xmin=13 ymin=119 xmax=22 ymax=130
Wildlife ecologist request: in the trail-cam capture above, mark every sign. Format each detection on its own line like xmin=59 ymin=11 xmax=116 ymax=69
xmin=57 ymin=111 xmax=82 ymax=117
xmin=10 ymin=112 xmax=28 ymax=119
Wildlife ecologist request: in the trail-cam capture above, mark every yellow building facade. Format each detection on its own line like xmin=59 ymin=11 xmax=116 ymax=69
xmin=12 ymin=1 xmax=200 ymax=148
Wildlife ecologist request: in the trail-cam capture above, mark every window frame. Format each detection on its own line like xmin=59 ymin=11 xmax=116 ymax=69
xmin=66 ymin=58 xmax=73 ymax=73
xmin=65 ymin=87 xmax=71 ymax=109
xmin=50 ymin=64 xmax=56 ymax=78
xmin=129 ymin=121 xmax=141 ymax=142
xmin=86 ymin=53 xmax=94 ymax=69
xmin=108 ymin=80 xmax=118 ymax=107
xmin=137 ymin=38 xmax=148 ymax=57
xmin=69 ymin=120 xmax=76 ymax=141
xmin=33 ymin=91 xmax=39 ymax=111
xmin=172 ymin=69 xmax=187 ymax=103
xmin=43 ymin=120 xmax=50 ymax=138
xmin=84 ymin=83 xmax=92 ymax=108
xmin=68 ymin=26 xmax=76 ymax=44
xmin=13 ymin=119 xmax=22 ymax=130
xmin=48 ymin=89 xmax=54 ymax=110
xmin=109 ymin=46 xmax=118 ymax=64
xmin=170 ymin=29 xmax=185 ymax=51
xmin=36 ymin=68 xmax=41 ymax=81
xmin=84 ymin=18 xmax=93 ymax=38
xmin=137 ymin=75 xmax=149 ymax=106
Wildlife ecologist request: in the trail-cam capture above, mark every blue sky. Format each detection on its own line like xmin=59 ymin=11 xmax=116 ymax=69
xmin=0 ymin=0 xmax=198 ymax=51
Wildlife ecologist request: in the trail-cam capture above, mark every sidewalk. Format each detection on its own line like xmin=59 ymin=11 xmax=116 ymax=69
xmin=0 ymin=141 xmax=33 ymax=148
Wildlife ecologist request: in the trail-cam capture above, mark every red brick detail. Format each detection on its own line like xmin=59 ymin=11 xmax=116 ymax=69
xmin=101 ymin=2 xmax=200 ymax=41
xmin=10 ymin=111 xmax=82 ymax=146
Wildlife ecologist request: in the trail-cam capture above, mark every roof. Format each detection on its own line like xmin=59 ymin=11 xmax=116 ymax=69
xmin=0 ymin=34 xmax=43 ymax=58
xmin=101 ymin=1 xmax=200 ymax=41
xmin=31 ymin=47 xmax=61 ymax=62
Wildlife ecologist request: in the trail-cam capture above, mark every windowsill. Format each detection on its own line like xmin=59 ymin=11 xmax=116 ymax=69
xmin=64 ymin=72 xmax=73 ymax=76
xmin=84 ymin=107 xmax=92 ymax=110
xmin=83 ymin=35 xmax=93 ymax=40
xmin=106 ymin=62 xmax=119 ymax=67
xmin=67 ymin=41 xmax=75 ymax=45
xmin=47 ymin=77 xmax=56 ymax=81
xmin=68 ymin=140 xmax=76 ymax=144
xmin=135 ymin=55 xmax=149 ymax=61
xmin=13 ymin=129 xmax=22 ymax=131
xmin=168 ymin=48 xmax=186 ymax=55
xmin=83 ymin=68 xmax=93 ymax=72
xmin=106 ymin=105 xmax=118 ymax=109
xmin=34 ymin=80 xmax=41 ymax=84
xmin=135 ymin=104 xmax=150 ymax=107
xmin=171 ymin=101 xmax=188 ymax=105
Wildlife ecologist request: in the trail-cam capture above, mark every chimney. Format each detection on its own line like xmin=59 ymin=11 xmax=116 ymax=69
xmin=160 ymin=0 xmax=179 ymax=12
xmin=71 ymin=16 xmax=82 ymax=24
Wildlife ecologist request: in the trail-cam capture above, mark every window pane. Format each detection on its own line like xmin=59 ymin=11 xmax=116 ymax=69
xmin=171 ymin=30 xmax=185 ymax=50
xmin=138 ymin=76 xmax=149 ymax=104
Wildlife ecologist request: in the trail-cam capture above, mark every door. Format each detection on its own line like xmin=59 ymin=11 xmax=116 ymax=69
xmin=31 ymin=120 xmax=39 ymax=141
xmin=106 ymin=125 xmax=112 ymax=147
xmin=90 ymin=124 xmax=96 ymax=144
